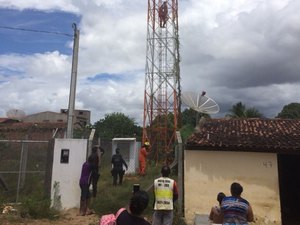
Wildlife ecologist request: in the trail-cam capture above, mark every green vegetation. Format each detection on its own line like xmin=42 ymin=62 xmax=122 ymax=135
xmin=19 ymin=195 xmax=59 ymax=219
xmin=226 ymin=102 xmax=263 ymax=118
xmin=0 ymin=157 xmax=186 ymax=225
xmin=179 ymin=124 xmax=195 ymax=141
xmin=276 ymin=102 xmax=300 ymax=119
xmin=91 ymin=159 xmax=186 ymax=225
xmin=0 ymin=178 xmax=60 ymax=223
xmin=94 ymin=112 xmax=142 ymax=140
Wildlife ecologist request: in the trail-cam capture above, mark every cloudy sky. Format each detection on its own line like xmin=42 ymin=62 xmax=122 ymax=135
xmin=0 ymin=0 xmax=299 ymax=125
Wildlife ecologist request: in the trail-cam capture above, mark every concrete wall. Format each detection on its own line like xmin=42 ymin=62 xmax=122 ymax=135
xmin=184 ymin=150 xmax=281 ymax=225
xmin=51 ymin=138 xmax=88 ymax=210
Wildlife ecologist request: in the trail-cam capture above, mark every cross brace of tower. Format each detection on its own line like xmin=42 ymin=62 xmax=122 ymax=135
xmin=143 ymin=0 xmax=181 ymax=162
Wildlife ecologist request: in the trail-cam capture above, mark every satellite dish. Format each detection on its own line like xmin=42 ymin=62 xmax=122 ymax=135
xmin=181 ymin=91 xmax=220 ymax=114
xmin=6 ymin=109 xmax=26 ymax=119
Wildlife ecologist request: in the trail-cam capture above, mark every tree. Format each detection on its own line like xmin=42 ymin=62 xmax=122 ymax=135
xmin=181 ymin=108 xmax=197 ymax=126
xmin=276 ymin=103 xmax=300 ymax=119
xmin=245 ymin=107 xmax=263 ymax=118
xmin=227 ymin=102 xmax=263 ymax=118
xmin=94 ymin=112 xmax=142 ymax=140
xmin=181 ymin=108 xmax=210 ymax=127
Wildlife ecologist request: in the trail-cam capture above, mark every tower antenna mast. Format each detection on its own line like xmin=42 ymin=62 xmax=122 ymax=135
xmin=143 ymin=0 xmax=181 ymax=162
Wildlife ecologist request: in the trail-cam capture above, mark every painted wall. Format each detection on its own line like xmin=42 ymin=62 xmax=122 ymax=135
xmin=184 ymin=150 xmax=281 ymax=225
xmin=51 ymin=138 xmax=88 ymax=210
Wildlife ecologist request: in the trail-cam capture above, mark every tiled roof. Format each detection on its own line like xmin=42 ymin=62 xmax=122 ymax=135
xmin=185 ymin=118 xmax=300 ymax=153
xmin=0 ymin=122 xmax=66 ymax=129
xmin=0 ymin=118 xmax=19 ymax=123
xmin=0 ymin=122 xmax=67 ymax=140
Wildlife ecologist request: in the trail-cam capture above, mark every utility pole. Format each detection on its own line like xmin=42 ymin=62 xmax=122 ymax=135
xmin=66 ymin=23 xmax=80 ymax=138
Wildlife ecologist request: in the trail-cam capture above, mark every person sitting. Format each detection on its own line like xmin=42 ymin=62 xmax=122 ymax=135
xmin=221 ymin=182 xmax=254 ymax=225
xmin=209 ymin=192 xmax=226 ymax=225
xmin=116 ymin=190 xmax=151 ymax=225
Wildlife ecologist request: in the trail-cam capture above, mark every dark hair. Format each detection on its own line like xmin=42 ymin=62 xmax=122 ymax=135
xmin=129 ymin=190 xmax=149 ymax=216
xmin=230 ymin=182 xmax=243 ymax=196
xmin=116 ymin=148 xmax=120 ymax=154
xmin=92 ymin=146 xmax=98 ymax=153
xmin=87 ymin=155 xmax=93 ymax=163
xmin=217 ymin=192 xmax=226 ymax=204
xmin=161 ymin=165 xmax=171 ymax=177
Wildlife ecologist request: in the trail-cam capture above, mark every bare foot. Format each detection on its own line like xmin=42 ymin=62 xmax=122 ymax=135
xmin=86 ymin=209 xmax=95 ymax=215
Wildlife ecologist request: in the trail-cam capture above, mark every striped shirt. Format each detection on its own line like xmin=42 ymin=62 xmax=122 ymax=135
xmin=221 ymin=196 xmax=250 ymax=224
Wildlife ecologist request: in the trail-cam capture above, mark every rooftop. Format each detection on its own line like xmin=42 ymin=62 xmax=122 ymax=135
xmin=185 ymin=118 xmax=300 ymax=153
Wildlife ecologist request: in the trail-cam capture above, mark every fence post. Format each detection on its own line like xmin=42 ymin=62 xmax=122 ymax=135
xmin=176 ymin=131 xmax=183 ymax=216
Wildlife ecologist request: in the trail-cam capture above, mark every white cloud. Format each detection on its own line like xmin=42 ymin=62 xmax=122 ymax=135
xmin=0 ymin=0 xmax=79 ymax=13
xmin=1 ymin=0 xmax=300 ymax=124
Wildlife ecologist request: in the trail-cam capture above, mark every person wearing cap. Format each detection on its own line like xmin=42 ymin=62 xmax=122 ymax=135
xmin=138 ymin=142 xmax=150 ymax=176
xmin=111 ymin=148 xmax=128 ymax=186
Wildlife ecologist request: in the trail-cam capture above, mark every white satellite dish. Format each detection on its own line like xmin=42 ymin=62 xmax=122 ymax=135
xmin=6 ymin=109 xmax=26 ymax=119
xmin=181 ymin=91 xmax=220 ymax=114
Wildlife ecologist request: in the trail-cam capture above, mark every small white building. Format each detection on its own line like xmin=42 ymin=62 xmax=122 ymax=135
xmin=112 ymin=138 xmax=141 ymax=174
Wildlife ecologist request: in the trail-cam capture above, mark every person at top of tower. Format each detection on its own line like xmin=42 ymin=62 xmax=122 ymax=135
xmin=159 ymin=1 xmax=168 ymax=28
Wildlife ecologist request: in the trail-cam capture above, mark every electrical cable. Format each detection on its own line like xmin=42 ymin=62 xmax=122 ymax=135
xmin=0 ymin=25 xmax=73 ymax=37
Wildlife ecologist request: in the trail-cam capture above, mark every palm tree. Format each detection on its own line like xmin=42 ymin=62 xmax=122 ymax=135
xmin=245 ymin=107 xmax=263 ymax=118
xmin=227 ymin=102 xmax=263 ymax=118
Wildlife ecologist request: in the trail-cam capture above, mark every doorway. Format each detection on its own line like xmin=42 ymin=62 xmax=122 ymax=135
xmin=277 ymin=154 xmax=300 ymax=225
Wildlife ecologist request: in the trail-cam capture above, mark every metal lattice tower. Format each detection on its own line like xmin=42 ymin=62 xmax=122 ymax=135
xmin=143 ymin=0 xmax=181 ymax=162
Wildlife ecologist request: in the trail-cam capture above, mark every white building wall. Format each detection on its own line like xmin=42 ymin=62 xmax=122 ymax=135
xmin=184 ymin=150 xmax=281 ymax=225
xmin=51 ymin=138 xmax=88 ymax=210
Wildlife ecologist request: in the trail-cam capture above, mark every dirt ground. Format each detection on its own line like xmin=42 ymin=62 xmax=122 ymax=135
xmin=0 ymin=208 xmax=100 ymax=225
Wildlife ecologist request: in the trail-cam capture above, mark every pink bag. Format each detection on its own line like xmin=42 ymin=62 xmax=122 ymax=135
xmin=99 ymin=208 xmax=126 ymax=225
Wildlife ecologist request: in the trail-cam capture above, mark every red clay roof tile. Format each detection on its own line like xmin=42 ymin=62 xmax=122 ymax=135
xmin=186 ymin=118 xmax=300 ymax=153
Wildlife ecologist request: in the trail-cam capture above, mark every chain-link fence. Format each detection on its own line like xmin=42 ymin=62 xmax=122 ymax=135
xmin=0 ymin=139 xmax=51 ymax=203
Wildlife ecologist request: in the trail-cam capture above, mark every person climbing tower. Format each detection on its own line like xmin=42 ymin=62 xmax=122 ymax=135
xmin=159 ymin=1 xmax=168 ymax=28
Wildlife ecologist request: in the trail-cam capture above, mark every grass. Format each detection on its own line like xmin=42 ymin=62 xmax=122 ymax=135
xmin=92 ymin=159 xmax=160 ymax=215
xmin=0 ymin=152 xmax=186 ymax=225
xmin=91 ymin=159 xmax=186 ymax=225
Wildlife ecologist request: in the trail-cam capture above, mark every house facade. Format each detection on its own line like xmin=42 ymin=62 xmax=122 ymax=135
xmin=23 ymin=109 xmax=91 ymax=128
xmin=184 ymin=118 xmax=300 ymax=225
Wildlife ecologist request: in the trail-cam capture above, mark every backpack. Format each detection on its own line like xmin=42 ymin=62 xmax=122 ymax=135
xmin=99 ymin=208 xmax=126 ymax=225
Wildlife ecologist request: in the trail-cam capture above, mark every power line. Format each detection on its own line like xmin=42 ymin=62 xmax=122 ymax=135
xmin=0 ymin=25 xmax=73 ymax=37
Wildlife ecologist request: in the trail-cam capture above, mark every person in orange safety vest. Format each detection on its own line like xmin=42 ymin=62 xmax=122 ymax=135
xmin=138 ymin=142 xmax=150 ymax=176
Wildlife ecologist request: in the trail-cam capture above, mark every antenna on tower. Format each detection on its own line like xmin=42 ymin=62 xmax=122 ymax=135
xmin=181 ymin=91 xmax=220 ymax=114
